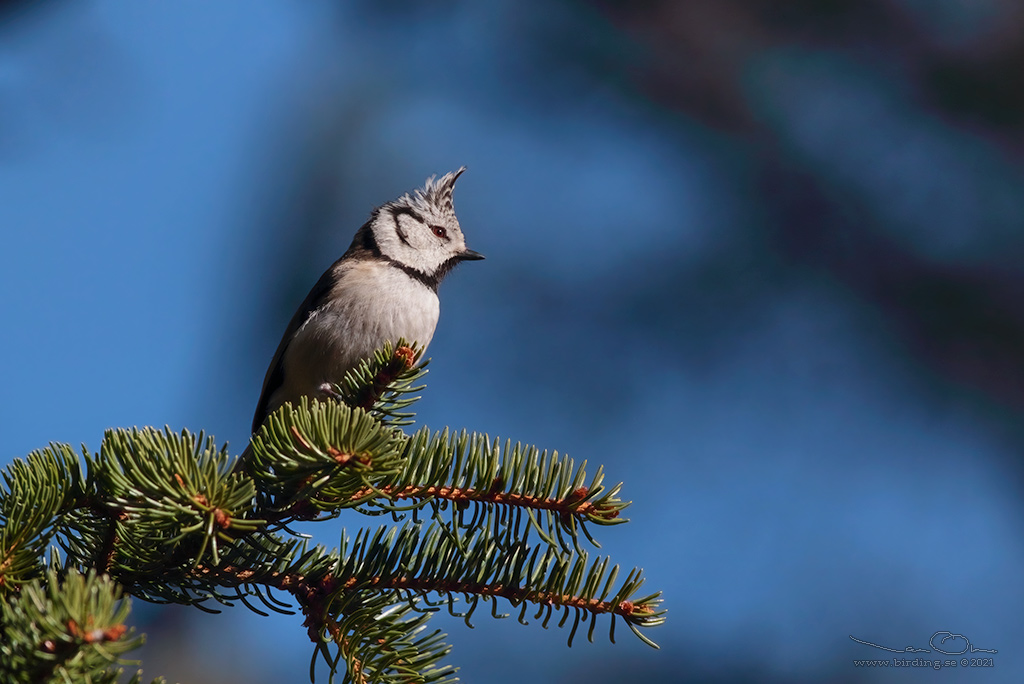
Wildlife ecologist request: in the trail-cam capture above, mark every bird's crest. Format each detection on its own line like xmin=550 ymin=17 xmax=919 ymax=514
xmin=395 ymin=167 xmax=466 ymax=217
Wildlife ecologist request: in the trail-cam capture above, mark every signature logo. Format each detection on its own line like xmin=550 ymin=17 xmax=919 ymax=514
xmin=850 ymin=632 xmax=997 ymax=655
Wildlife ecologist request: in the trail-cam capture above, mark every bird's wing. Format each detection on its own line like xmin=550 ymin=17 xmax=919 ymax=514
xmin=250 ymin=258 xmax=343 ymax=434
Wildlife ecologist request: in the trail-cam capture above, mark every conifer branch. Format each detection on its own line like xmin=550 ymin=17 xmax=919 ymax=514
xmin=334 ymin=340 xmax=429 ymax=427
xmin=189 ymin=522 xmax=663 ymax=681
xmin=0 ymin=343 xmax=665 ymax=683
xmin=0 ymin=568 xmax=159 ymax=684
xmin=350 ymin=429 xmax=629 ymax=554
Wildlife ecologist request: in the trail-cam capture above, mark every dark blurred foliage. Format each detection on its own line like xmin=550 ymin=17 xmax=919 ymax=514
xmin=581 ymin=0 xmax=1024 ymax=428
xmin=592 ymin=0 xmax=1024 ymax=137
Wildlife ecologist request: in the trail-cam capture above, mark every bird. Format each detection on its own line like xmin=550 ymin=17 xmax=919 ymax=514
xmin=249 ymin=167 xmax=483 ymax=436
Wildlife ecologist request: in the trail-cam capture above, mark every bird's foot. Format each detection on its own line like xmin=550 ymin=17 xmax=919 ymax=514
xmin=317 ymin=382 xmax=343 ymax=401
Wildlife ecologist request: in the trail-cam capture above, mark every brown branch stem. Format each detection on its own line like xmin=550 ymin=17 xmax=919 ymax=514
xmin=190 ymin=563 xmax=646 ymax=622
xmin=352 ymin=483 xmax=617 ymax=521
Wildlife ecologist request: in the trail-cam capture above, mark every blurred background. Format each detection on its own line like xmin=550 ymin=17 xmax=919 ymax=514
xmin=2 ymin=1 xmax=1022 ymax=682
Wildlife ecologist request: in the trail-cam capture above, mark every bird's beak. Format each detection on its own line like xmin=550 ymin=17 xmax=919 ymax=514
xmin=458 ymin=249 xmax=485 ymax=261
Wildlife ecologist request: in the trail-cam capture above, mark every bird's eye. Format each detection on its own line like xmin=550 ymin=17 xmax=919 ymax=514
xmin=431 ymin=225 xmax=448 ymax=239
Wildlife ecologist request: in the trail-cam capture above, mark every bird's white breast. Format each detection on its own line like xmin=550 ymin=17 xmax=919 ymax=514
xmin=271 ymin=261 xmax=439 ymax=413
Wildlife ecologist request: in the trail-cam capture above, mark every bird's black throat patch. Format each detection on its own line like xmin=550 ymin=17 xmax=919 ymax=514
xmin=345 ymin=219 xmax=441 ymax=292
